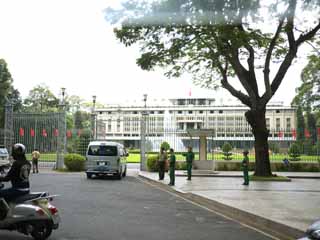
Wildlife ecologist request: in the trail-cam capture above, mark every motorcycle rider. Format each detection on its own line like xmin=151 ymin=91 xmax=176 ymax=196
xmin=0 ymin=143 xmax=31 ymax=203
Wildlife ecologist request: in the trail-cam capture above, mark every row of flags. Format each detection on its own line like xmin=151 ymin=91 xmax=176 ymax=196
xmin=18 ymin=128 xmax=84 ymax=138
xmin=17 ymin=127 xmax=320 ymax=139
xmin=278 ymin=129 xmax=320 ymax=139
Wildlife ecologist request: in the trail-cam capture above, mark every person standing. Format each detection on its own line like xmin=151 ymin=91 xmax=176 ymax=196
xmin=242 ymin=150 xmax=249 ymax=186
xmin=31 ymin=149 xmax=40 ymax=173
xmin=183 ymin=146 xmax=194 ymax=181
xmin=158 ymin=147 xmax=167 ymax=180
xmin=168 ymin=148 xmax=176 ymax=186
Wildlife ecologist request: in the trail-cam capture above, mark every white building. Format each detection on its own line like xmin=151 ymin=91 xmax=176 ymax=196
xmin=94 ymin=98 xmax=296 ymax=150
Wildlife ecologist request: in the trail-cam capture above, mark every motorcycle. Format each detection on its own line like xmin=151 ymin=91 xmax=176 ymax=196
xmin=0 ymin=164 xmax=61 ymax=240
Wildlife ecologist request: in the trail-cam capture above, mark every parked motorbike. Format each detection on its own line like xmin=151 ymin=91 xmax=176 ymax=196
xmin=0 ymin=164 xmax=60 ymax=240
xmin=298 ymin=219 xmax=320 ymax=240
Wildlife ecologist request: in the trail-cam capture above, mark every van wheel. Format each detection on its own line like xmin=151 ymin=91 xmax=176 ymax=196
xmin=117 ymin=170 xmax=122 ymax=180
xmin=86 ymin=173 xmax=92 ymax=179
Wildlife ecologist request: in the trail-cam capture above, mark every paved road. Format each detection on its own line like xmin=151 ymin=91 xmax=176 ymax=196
xmin=0 ymin=171 xmax=275 ymax=240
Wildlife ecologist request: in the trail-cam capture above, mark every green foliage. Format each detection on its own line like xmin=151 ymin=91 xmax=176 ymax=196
xmin=23 ymin=84 xmax=59 ymax=113
xmin=288 ymin=143 xmax=301 ymax=161
xmin=0 ymin=59 xmax=15 ymax=127
xmin=222 ymin=142 xmax=233 ymax=160
xmin=147 ymin=154 xmax=159 ymax=172
xmin=160 ymin=141 xmax=170 ymax=151
xmin=268 ymin=142 xmax=280 ymax=154
xmin=64 ymin=153 xmax=85 ymax=171
xmin=76 ymin=129 xmax=91 ymax=156
xmin=296 ymin=107 xmax=305 ymax=142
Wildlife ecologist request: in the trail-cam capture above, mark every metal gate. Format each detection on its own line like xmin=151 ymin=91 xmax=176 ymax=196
xmin=4 ymin=103 xmax=66 ymax=169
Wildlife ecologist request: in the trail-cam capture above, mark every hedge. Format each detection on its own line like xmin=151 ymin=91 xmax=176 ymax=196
xmin=64 ymin=153 xmax=85 ymax=171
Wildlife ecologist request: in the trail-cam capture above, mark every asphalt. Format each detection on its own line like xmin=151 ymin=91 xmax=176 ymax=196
xmin=139 ymin=170 xmax=320 ymax=240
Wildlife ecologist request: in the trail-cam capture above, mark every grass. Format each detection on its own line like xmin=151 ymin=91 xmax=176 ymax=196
xmin=249 ymin=175 xmax=291 ymax=182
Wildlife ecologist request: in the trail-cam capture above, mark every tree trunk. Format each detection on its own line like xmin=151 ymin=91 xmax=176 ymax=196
xmin=245 ymin=108 xmax=272 ymax=177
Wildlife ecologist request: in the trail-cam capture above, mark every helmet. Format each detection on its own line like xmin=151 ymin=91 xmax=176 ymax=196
xmin=12 ymin=143 xmax=26 ymax=159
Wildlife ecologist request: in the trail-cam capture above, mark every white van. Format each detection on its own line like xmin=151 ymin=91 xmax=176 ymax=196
xmin=85 ymin=141 xmax=128 ymax=180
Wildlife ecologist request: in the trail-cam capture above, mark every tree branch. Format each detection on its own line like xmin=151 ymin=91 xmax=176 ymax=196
xmin=264 ymin=17 xmax=284 ymax=101
xmin=217 ymin=61 xmax=252 ymax=107
xmin=296 ymin=20 xmax=320 ymax=46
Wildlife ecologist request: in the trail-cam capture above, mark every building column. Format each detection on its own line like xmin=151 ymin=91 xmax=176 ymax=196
xmin=199 ymin=136 xmax=207 ymax=161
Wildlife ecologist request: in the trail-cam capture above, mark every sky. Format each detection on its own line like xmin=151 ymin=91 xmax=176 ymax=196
xmin=0 ymin=0 xmax=309 ymax=107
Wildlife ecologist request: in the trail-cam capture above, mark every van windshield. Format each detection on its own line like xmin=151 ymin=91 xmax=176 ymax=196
xmin=88 ymin=145 xmax=118 ymax=156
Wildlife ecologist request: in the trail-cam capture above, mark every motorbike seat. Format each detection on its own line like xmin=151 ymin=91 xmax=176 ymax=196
xmin=13 ymin=192 xmax=48 ymax=204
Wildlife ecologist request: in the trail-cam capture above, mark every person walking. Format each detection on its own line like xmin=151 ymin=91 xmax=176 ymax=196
xmin=168 ymin=148 xmax=176 ymax=186
xmin=158 ymin=147 xmax=167 ymax=180
xmin=183 ymin=146 xmax=194 ymax=181
xmin=31 ymin=149 xmax=40 ymax=173
xmin=242 ymin=150 xmax=250 ymax=186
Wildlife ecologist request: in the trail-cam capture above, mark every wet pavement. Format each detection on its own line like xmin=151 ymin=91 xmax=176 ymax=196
xmin=139 ymin=170 xmax=320 ymax=232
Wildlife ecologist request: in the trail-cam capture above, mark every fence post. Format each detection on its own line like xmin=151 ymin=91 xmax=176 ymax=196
xmin=4 ymin=100 xmax=13 ymax=153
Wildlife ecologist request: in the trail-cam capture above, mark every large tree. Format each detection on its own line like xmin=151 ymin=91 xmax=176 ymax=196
xmin=292 ymin=54 xmax=320 ymax=111
xmin=0 ymin=59 xmax=18 ymax=127
xmin=23 ymin=84 xmax=60 ymax=113
xmin=106 ymin=0 xmax=320 ymax=176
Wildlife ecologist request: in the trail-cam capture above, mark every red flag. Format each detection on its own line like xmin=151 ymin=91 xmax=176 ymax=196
xmin=304 ymin=129 xmax=310 ymax=138
xmin=188 ymin=88 xmax=191 ymax=97
xmin=19 ymin=128 xmax=24 ymax=137
xmin=317 ymin=128 xmax=320 ymax=138
xmin=42 ymin=129 xmax=47 ymax=137
xmin=66 ymin=130 xmax=72 ymax=138
xmin=30 ymin=128 xmax=35 ymax=137
xmin=53 ymin=128 xmax=59 ymax=137
xmin=291 ymin=129 xmax=296 ymax=139
xmin=278 ymin=131 xmax=283 ymax=138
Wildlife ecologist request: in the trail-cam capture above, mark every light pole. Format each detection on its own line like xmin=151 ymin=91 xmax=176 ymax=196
xmin=140 ymin=94 xmax=148 ymax=171
xmin=56 ymin=87 xmax=66 ymax=169
xmin=91 ymin=95 xmax=97 ymax=140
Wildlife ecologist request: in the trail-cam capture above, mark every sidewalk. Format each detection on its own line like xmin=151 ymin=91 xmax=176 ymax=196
xmin=139 ymin=170 xmax=320 ymax=238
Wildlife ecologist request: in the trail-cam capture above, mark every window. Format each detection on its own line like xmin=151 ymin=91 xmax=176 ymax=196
xmin=219 ymin=110 xmax=223 ymax=114
xmin=177 ymin=99 xmax=185 ymax=105
xmin=178 ymin=110 xmax=183 ymax=114
xmin=276 ymin=118 xmax=280 ymax=130
xmin=286 ymin=118 xmax=291 ymax=130
xmin=199 ymin=110 xmax=203 ymax=114
xmin=198 ymin=99 xmax=205 ymax=105
xmin=276 ymin=110 xmax=280 ymax=113
xmin=188 ymin=110 xmax=193 ymax=114
xmin=210 ymin=110 xmax=214 ymax=114
xmin=266 ymin=118 xmax=270 ymax=129
xmin=88 ymin=145 xmax=117 ymax=156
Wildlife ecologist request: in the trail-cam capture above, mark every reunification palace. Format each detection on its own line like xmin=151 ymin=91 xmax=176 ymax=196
xmin=94 ymin=98 xmax=296 ymax=151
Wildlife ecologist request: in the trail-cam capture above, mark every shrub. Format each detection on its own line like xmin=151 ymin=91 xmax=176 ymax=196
xmin=288 ymin=143 xmax=301 ymax=161
xmin=269 ymin=142 xmax=280 ymax=154
xmin=222 ymin=142 xmax=233 ymax=160
xmin=175 ymin=161 xmax=187 ymax=170
xmin=64 ymin=153 xmax=85 ymax=171
xmin=160 ymin=141 xmax=170 ymax=151
xmin=147 ymin=155 xmax=159 ymax=172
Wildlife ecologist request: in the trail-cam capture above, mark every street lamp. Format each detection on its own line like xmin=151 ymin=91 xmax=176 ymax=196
xmin=91 ymin=95 xmax=97 ymax=140
xmin=140 ymin=93 xmax=149 ymax=171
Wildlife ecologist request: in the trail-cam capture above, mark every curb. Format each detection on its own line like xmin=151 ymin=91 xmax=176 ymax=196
xmin=138 ymin=174 xmax=305 ymax=240
xmin=175 ymin=173 xmax=320 ymax=179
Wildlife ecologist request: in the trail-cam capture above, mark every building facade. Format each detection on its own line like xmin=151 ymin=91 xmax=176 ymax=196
xmin=94 ymin=98 xmax=296 ymax=151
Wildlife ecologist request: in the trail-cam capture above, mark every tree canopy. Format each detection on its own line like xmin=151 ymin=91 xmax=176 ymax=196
xmin=106 ymin=0 xmax=320 ymax=176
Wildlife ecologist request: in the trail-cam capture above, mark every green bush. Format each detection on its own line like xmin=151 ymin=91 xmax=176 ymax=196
xmin=288 ymin=143 xmax=301 ymax=161
xmin=269 ymin=142 xmax=280 ymax=154
xmin=147 ymin=155 xmax=159 ymax=172
xmin=222 ymin=142 xmax=233 ymax=160
xmin=160 ymin=141 xmax=170 ymax=151
xmin=64 ymin=153 xmax=85 ymax=171
xmin=175 ymin=161 xmax=187 ymax=170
